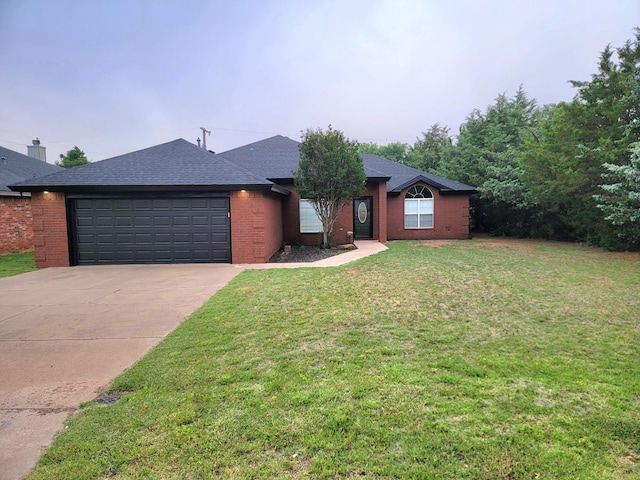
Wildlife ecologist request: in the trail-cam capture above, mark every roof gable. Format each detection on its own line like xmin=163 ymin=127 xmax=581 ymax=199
xmin=359 ymin=153 xmax=477 ymax=193
xmin=10 ymin=139 xmax=275 ymax=191
xmin=0 ymin=146 xmax=62 ymax=192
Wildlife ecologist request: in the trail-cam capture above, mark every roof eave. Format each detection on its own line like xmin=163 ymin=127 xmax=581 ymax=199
xmin=8 ymin=183 xmax=278 ymax=193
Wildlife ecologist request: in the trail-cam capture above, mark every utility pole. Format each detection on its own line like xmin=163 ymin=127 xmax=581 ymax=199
xmin=200 ymin=127 xmax=211 ymax=150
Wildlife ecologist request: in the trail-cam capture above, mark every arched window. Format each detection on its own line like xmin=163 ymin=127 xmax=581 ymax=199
xmin=404 ymin=185 xmax=433 ymax=228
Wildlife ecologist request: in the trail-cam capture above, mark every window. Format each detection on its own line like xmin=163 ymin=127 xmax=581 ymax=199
xmin=404 ymin=185 xmax=433 ymax=228
xmin=300 ymin=199 xmax=323 ymax=233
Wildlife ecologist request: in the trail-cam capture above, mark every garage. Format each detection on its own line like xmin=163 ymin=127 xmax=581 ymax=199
xmin=69 ymin=195 xmax=230 ymax=265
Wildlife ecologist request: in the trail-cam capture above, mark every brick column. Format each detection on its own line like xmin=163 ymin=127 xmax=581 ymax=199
xmin=230 ymin=191 xmax=283 ymax=263
xmin=378 ymin=181 xmax=388 ymax=242
xmin=31 ymin=192 xmax=70 ymax=267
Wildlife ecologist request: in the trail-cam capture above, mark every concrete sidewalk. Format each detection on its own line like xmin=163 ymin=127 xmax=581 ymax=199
xmin=0 ymin=241 xmax=387 ymax=480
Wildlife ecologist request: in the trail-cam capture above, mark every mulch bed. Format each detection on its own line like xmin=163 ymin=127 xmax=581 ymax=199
xmin=268 ymin=244 xmax=355 ymax=263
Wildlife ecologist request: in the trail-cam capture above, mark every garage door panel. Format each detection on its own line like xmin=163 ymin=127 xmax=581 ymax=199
xmin=98 ymin=252 xmax=116 ymax=262
xmin=93 ymin=200 xmax=112 ymax=210
xmin=135 ymin=233 xmax=153 ymax=244
xmin=172 ymin=216 xmax=190 ymax=227
xmin=154 ymin=233 xmax=172 ymax=244
xmin=116 ymin=216 xmax=133 ymax=227
xmin=153 ymin=199 xmax=172 ymax=209
xmin=76 ymin=216 xmax=94 ymax=227
xmin=173 ymin=232 xmax=190 ymax=243
xmin=211 ymin=216 xmax=228 ymax=226
xmin=154 ymin=216 xmax=171 ymax=227
xmin=116 ymin=251 xmax=135 ymax=262
xmin=96 ymin=216 xmax=114 ymax=227
xmin=192 ymin=232 xmax=210 ymax=243
xmin=116 ymin=233 xmax=134 ymax=244
xmin=114 ymin=200 xmax=131 ymax=210
xmin=96 ymin=233 xmax=115 ymax=244
xmin=73 ymin=197 xmax=230 ymax=264
xmin=172 ymin=199 xmax=190 ymax=209
xmin=133 ymin=199 xmax=151 ymax=209
xmin=134 ymin=216 xmax=153 ymax=227
xmin=192 ymin=215 xmax=209 ymax=226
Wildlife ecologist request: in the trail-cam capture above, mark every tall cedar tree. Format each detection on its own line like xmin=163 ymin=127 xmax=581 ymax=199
xmin=295 ymin=126 xmax=366 ymax=248
xmin=57 ymin=146 xmax=89 ymax=168
xmin=522 ymin=29 xmax=640 ymax=246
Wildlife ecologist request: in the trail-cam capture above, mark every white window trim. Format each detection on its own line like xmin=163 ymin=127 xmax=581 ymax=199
xmin=404 ymin=186 xmax=434 ymax=229
xmin=300 ymin=199 xmax=323 ymax=233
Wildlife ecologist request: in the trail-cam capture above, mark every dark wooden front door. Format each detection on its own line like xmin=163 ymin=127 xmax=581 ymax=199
xmin=353 ymin=197 xmax=373 ymax=239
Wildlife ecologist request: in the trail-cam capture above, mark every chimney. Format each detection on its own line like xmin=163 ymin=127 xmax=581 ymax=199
xmin=27 ymin=138 xmax=47 ymax=162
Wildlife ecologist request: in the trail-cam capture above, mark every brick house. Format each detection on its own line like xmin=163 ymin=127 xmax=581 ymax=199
xmin=10 ymin=136 xmax=476 ymax=267
xmin=0 ymin=145 xmax=62 ymax=254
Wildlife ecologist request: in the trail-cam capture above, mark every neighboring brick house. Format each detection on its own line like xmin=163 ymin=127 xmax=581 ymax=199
xmin=10 ymin=136 xmax=476 ymax=267
xmin=0 ymin=145 xmax=62 ymax=254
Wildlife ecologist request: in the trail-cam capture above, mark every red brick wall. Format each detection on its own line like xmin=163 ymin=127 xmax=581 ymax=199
xmin=377 ymin=181 xmax=388 ymax=242
xmin=387 ymin=183 xmax=471 ymax=240
xmin=0 ymin=195 xmax=33 ymax=254
xmin=281 ymin=182 xmax=386 ymax=246
xmin=31 ymin=192 xmax=70 ymax=267
xmin=230 ymin=190 xmax=283 ymax=263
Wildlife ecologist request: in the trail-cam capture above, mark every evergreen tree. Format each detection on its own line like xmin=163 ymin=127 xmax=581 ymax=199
xmin=56 ymin=146 xmax=89 ymax=168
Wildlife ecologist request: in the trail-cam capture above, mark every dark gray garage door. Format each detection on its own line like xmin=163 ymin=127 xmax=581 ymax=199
xmin=71 ymin=196 xmax=230 ymax=264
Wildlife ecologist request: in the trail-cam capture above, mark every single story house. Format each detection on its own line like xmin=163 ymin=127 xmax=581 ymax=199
xmin=10 ymin=136 xmax=476 ymax=267
xmin=1 ymin=145 xmax=62 ymax=254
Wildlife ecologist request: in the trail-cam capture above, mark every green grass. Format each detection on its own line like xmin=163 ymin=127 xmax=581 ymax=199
xmin=30 ymin=239 xmax=640 ymax=479
xmin=0 ymin=251 xmax=36 ymax=277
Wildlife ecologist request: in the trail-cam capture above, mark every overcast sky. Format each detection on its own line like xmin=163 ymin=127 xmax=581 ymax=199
xmin=0 ymin=0 xmax=638 ymax=163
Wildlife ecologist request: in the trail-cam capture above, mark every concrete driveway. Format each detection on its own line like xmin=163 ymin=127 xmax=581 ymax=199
xmin=0 ymin=264 xmax=244 ymax=480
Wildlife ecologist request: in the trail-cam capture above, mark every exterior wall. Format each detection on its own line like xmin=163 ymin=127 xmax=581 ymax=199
xmin=387 ymin=182 xmax=471 ymax=240
xmin=281 ymin=182 xmax=386 ymax=246
xmin=0 ymin=195 xmax=33 ymax=254
xmin=377 ymin=181 xmax=388 ymax=242
xmin=30 ymin=192 xmax=70 ymax=267
xmin=230 ymin=190 xmax=283 ymax=263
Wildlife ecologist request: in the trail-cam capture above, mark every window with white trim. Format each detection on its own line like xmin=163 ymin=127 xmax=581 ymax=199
xmin=404 ymin=185 xmax=434 ymax=228
xmin=299 ymin=199 xmax=323 ymax=233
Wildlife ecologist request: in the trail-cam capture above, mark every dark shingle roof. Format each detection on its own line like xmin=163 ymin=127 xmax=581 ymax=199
xmin=0 ymin=146 xmax=62 ymax=193
xmin=218 ymin=135 xmax=390 ymax=181
xmin=10 ymin=139 xmax=276 ymax=192
xmin=8 ymin=136 xmax=476 ymax=195
xmin=220 ymin=136 xmax=475 ymax=193
xmin=217 ymin=135 xmax=302 ymax=180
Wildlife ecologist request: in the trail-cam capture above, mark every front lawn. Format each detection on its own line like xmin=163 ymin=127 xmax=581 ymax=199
xmin=30 ymin=239 xmax=640 ymax=479
xmin=0 ymin=251 xmax=36 ymax=277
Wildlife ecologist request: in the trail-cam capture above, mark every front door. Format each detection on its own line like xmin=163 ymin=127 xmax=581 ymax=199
xmin=353 ymin=197 xmax=373 ymax=239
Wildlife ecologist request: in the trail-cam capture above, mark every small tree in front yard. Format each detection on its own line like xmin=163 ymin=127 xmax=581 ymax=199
xmin=294 ymin=126 xmax=366 ymax=248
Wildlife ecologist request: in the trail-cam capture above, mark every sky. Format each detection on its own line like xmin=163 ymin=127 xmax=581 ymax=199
xmin=0 ymin=0 xmax=638 ymax=163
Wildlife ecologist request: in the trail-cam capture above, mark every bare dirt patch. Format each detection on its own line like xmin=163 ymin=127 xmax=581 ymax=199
xmin=472 ymin=235 xmax=537 ymax=252
xmin=418 ymin=240 xmax=455 ymax=248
